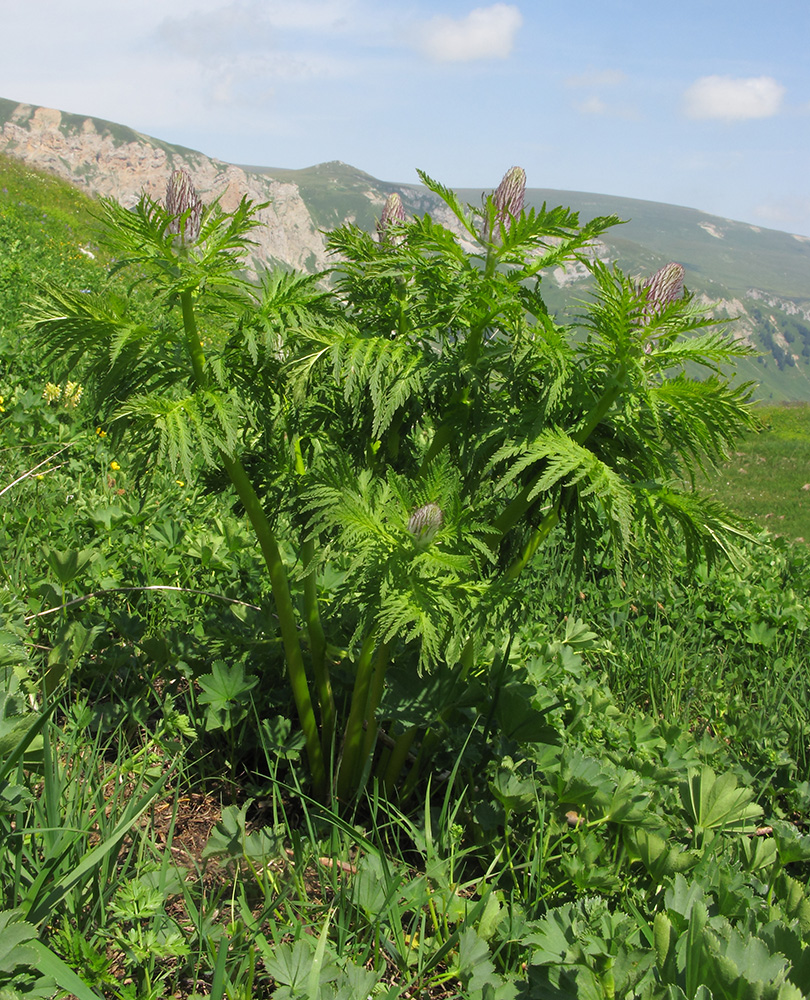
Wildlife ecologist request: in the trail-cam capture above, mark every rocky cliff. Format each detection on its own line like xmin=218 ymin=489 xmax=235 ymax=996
xmin=0 ymin=99 xmax=329 ymax=273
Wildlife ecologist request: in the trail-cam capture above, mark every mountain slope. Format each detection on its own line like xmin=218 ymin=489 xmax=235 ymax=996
xmin=0 ymin=97 xmax=329 ymax=273
xmin=2 ymin=97 xmax=809 ymax=401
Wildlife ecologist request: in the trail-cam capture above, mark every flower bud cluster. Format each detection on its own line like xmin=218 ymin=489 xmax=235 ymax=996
xmin=493 ymin=166 xmax=527 ymax=226
xmin=641 ymin=262 xmax=685 ymax=323
xmin=376 ymin=192 xmax=406 ymax=246
xmin=639 ymin=261 xmax=686 ymax=353
xmin=484 ymin=166 xmax=526 ymax=243
xmin=165 ymin=169 xmax=203 ymax=245
xmin=407 ymin=502 xmax=443 ymax=548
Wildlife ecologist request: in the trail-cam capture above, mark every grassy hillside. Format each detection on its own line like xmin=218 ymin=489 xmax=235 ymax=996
xmin=0 ymin=153 xmax=106 ymax=336
xmin=702 ymin=403 xmax=810 ymax=544
xmin=245 ymin=159 xmax=402 ymax=231
xmin=504 ymin=188 xmax=810 ymax=300
xmin=252 ymin=160 xmax=810 ymax=301
xmin=4 ymin=143 xmax=810 ymax=403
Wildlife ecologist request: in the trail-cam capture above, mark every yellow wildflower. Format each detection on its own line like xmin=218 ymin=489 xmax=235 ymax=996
xmin=43 ymin=382 xmax=61 ymax=403
xmin=0 ymin=396 xmax=5 ymax=413
xmin=110 ymin=461 xmax=121 ymax=471
xmin=176 ymin=480 xmax=185 ymax=487
xmin=63 ymin=381 xmax=83 ymax=409
xmin=96 ymin=426 xmax=106 ymax=437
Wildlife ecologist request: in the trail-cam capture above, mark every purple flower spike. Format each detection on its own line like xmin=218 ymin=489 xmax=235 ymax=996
xmin=165 ymin=169 xmax=203 ymax=245
xmin=407 ymin=502 xmax=443 ymax=548
xmin=484 ymin=166 xmax=526 ymax=243
xmin=494 ymin=166 xmax=526 ymax=224
xmin=640 ymin=261 xmax=686 ymax=353
xmin=377 ymin=192 xmax=406 ymax=245
xmin=642 ymin=262 xmax=685 ymax=322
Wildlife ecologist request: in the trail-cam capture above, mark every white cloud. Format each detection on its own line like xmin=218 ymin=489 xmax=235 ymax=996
xmin=575 ymin=96 xmax=608 ymax=115
xmin=149 ymin=0 xmax=359 ymax=112
xmin=565 ymin=69 xmax=626 ymax=89
xmin=418 ymin=4 xmax=522 ymax=62
xmin=156 ymin=0 xmax=353 ymax=49
xmin=683 ymin=75 xmax=785 ymax=121
xmin=155 ymin=4 xmax=276 ymax=58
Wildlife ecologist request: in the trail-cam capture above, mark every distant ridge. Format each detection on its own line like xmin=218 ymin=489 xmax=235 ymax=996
xmin=2 ymin=96 xmax=809 ymax=401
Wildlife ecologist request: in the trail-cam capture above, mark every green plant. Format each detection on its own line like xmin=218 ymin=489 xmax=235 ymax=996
xmin=28 ymin=168 xmax=759 ymax=808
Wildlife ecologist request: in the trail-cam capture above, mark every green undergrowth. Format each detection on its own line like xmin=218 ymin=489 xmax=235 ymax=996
xmin=1 ymin=160 xmax=809 ymax=999
xmin=1 ymin=382 xmax=809 ymax=998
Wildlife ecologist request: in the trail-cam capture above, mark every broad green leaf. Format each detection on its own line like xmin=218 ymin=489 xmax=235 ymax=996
xmin=331 ymin=961 xmax=379 ymax=1000
xmin=664 ymin=874 xmax=708 ymax=924
xmin=705 ymin=927 xmax=788 ymax=991
xmin=771 ymin=819 xmax=810 ymax=865
xmin=602 ymin=768 xmax=651 ymax=824
xmin=683 ymin=899 xmax=710 ymax=1000
xmin=680 ymin=766 xmax=763 ymax=837
xmin=654 ymin=912 xmax=677 ymax=983
xmin=527 ymin=905 xmax=579 ymax=965
xmin=555 ymin=751 xmax=613 ymax=813
xmin=202 ymin=800 xmax=278 ymax=862
xmin=351 ymin=853 xmax=390 ymax=918
xmin=263 ymin=939 xmax=316 ymax=990
xmin=197 ymin=660 xmax=258 ymax=732
xmin=773 ymin=873 xmax=810 ymax=937
xmin=478 ymin=891 xmax=505 ymax=942
xmin=0 ymin=910 xmax=37 ymax=974
xmin=489 ymin=768 xmax=536 ymax=815
xmin=43 ymin=546 xmax=95 ymax=584
xmin=494 ymin=682 xmax=559 ymax=744
xmin=456 ymin=927 xmax=492 ymax=979
xmin=665 ymin=987 xmax=714 ymax=1000
xmin=627 ymin=828 xmax=698 ymax=880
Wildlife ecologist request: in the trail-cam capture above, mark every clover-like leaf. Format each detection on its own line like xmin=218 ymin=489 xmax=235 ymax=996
xmin=680 ymin=766 xmax=763 ymax=840
xmin=196 ymin=660 xmax=258 ymax=733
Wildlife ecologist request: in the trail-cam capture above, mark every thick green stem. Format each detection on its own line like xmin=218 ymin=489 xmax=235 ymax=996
xmin=420 ymin=390 xmax=471 ymax=473
xmin=359 ymin=641 xmax=391 ymax=767
xmin=337 ymin=633 xmax=387 ymax=800
xmin=573 ymin=370 xmax=625 ymax=447
xmin=303 ymin=533 xmax=334 ymax=751
xmin=180 ymin=292 xmax=327 ymax=799
xmin=293 ymin=436 xmax=335 ymax=754
xmin=465 ymin=248 xmax=498 ymax=365
xmin=505 ymin=508 xmax=560 ymax=580
xmin=180 ymin=290 xmax=207 ymax=386
xmin=382 ymin=726 xmax=419 ymax=793
xmin=392 ymin=644 xmax=477 ymax=797
xmin=401 ymin=727 xmax=440 ymax=801
xmin=221 ymin=453 xmax=327 ymax=800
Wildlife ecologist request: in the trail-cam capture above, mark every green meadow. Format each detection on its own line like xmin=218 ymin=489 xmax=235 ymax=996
xmin=704 ymin=404 xmax=810 ymax=543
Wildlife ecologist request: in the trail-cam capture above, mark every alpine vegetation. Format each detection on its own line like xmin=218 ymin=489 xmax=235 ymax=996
xmin=29 ymin=166 xmax=758 ymax=805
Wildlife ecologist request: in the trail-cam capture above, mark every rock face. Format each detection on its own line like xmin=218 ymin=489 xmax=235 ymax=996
xmin=0 ymin=101 xmax=329 ymax=273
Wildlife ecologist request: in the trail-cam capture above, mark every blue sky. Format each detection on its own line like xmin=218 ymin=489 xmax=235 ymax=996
xmin=3 ymin=0 xmax=809 ymax=235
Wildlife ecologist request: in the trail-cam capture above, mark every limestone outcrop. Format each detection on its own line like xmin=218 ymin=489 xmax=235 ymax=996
xmin=0 ymin=101 xmax=329 ymax=273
